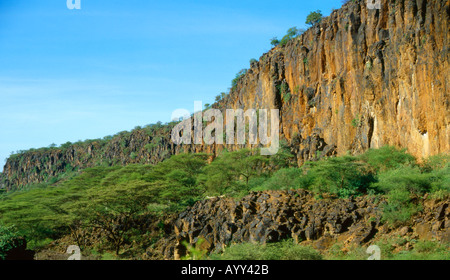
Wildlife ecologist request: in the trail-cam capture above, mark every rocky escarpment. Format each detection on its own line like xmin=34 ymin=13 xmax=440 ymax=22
xmin=1 ymin=127 xmax=176 ymax=190
xmin=216 ymin=0 xmax=449 ymax=165
xmin=147 ymin=190 xmax=449 ymax=260
xmin=2 ymin=0 xmax=449 ymax=190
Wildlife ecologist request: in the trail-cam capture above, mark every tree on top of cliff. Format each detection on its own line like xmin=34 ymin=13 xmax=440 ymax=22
xmin=279 ymin=27 xmax=305 ymax=47
xmin=270 ymin=27 xmax=305 ymax=48
xmin=270 ymin=37 xmax=280 ymax=47
xmin=231 ymin=69 xmax=248 ymax=89
xmin=305 ymin=10 xmax=323 ymax=26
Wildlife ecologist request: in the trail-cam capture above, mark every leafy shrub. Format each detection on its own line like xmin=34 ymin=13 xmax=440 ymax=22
xmin=283 ymin=92 xmax=291 ymax=103
xmin=231 ymin=69 xmax=248 ymax=89
xmin=372 ymin=163 xmax=449 ymax=225
xmin=420 ymin=154 xmax=450 ymax=173
xmin=270 ymin=37 xmax=280 ymax=47
xmin=278 ymin=81 xmax=291 ymax=102
xmin=428 ymin=162 xmax=450 ymax=199
xmin=279 ymin=27 xmax=304 ymax=47
xmin=302 ymin=156 xmax=376 ymax=198
xmin=373 ymin=166 xmax=432 ymax=195
xmin=306 ymin=10 xmax=323 ymax=26
xmin=252 ymin=168 xmax=308 ymax=191
xmin=372 ymin=166 xmax=430 ymax=225
xmin=351 ymin=115 xmax=360 ymax=127
xmin=199 ymin=149 xmax=268 ymax=196
xmin=181 ymin=239 xmax=208 ymax=260
xmin=326 ymin=242 xmax=370 ymax=260
xmin=0 ymin=224 xmax=25 ymax=260
xmin=359 ymin=146 xmax=416 ymax=172
xmin=392 ymin=240 xmax=450 ymax=260
xmin=210 ymin=240 xmax=322 ymax=260
xmin=381 ymin=189 xmax=422 ymax=226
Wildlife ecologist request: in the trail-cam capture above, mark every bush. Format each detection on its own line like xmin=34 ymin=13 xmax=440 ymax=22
xmin=372 ymin=166 xmax=433 ymax=225
xmin=210 ymin=240 xmax=322 ymax=260
xmin=392 ymin=240 xmax=450 ymax=260
xmin=302 ymin=156 xmax=376 ymax=198
xmin=351 ymin=116 xmax=360 ymax=127
xmin=306 ymin=10 xmax=323 ymax=26
xmin=231 ymin=69 xmax=248 ymax=89
xmin=0 ymin=224 xmax=25 ymax=260
xmin=420 ymin=154 xmax=450 ymax=173
xmin=373 ymin=166 xmax=432 ymax=195
xmin=428 ymin=163 xmax=450 ymax=199
xmin=278 ymin=81 xmax=291 ymax=102
xmin=270 ymin=37 xmax=280 ymax=47
xmin=199 ymin=149 xmax=268 ymax=196
xmin=271 ymin=27 xmax=304 ymax=48
xmin=253 ymin=168 xmax=307 ymax=191
xmin=360 ymin=146 xmax=416 ymax=172
xmin=381 ymin=189 xmax=422 ymax=226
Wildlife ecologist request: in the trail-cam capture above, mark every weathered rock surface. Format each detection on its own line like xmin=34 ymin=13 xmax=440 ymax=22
xmin=1 ymin=0 xmax=449 ymax=190
xmin=147 ymin=190 xmax=449 ymax=260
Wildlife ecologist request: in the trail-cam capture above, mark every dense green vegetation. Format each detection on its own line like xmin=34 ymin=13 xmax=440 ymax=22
xmin=231 ymin=69 xmax=248 ymax=90
xmin=8 ymin=122 xmax=167 ymax=157
xmin=186 ymin=238 xmax=449 ymax=261
xmin=326 ymin=238 xmax=450 ymax=260
xmin=209 ymin=239 xmax=323 ymax=260
xmin=305 ymin=10 xmax=323 ymax=26
xmin=0 ymin=146 xmax=448 ymax=258
xmin=0 ymin=224 xmax=25 ymax=260
xmin=270 ymin=27 xmax=305 ymax=48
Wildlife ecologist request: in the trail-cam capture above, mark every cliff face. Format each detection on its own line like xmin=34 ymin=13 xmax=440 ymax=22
xmin=219 ymin=0 xmax=449 ymax=164
xmin=1 ymin=0 xmax=449 ymax=190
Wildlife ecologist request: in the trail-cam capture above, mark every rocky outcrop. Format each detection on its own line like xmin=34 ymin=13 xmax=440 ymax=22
xmin=1 ymin=128 xmax=175 ymax=190
xmin=2 ymin=0 xmax=449 ymax=189
xmin=148 ymin=190 xmax=449 ymax=260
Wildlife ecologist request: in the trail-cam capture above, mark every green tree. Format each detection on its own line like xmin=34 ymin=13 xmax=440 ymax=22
xmin=371 ymin=166 xmax=433 ymax=225
xmin=270 ymin=37 xmax=280 ymax=47
xmin=231 ymin=69 xmax=248 ymax=89
xmin=144 ymin=153 xmax=209 ymax=207
xmin=306 ymin=10 xmax=323 ymax=26
xmin=210 ymin=240 xmax=322 ymax=260
xmin=359 ymin=146 xmax=416 ymax=172
xmin=76 ymin=178 xmax=156 ymax=256
xmin=253 ymin=168 xmax=306 ymax=192
xmin=303 ymin=155 xmax=376 ymax=197
xmin=0 ymin=224 xmax=25 ymax=260
xmin=199 ymin=149 xmax=269 ymax=196
xmin=267 ymin=139 xmax=295 ymax=170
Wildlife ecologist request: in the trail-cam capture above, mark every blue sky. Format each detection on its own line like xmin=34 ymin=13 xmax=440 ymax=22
xmin=0 ymin=0 xmax=343 ymax=170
